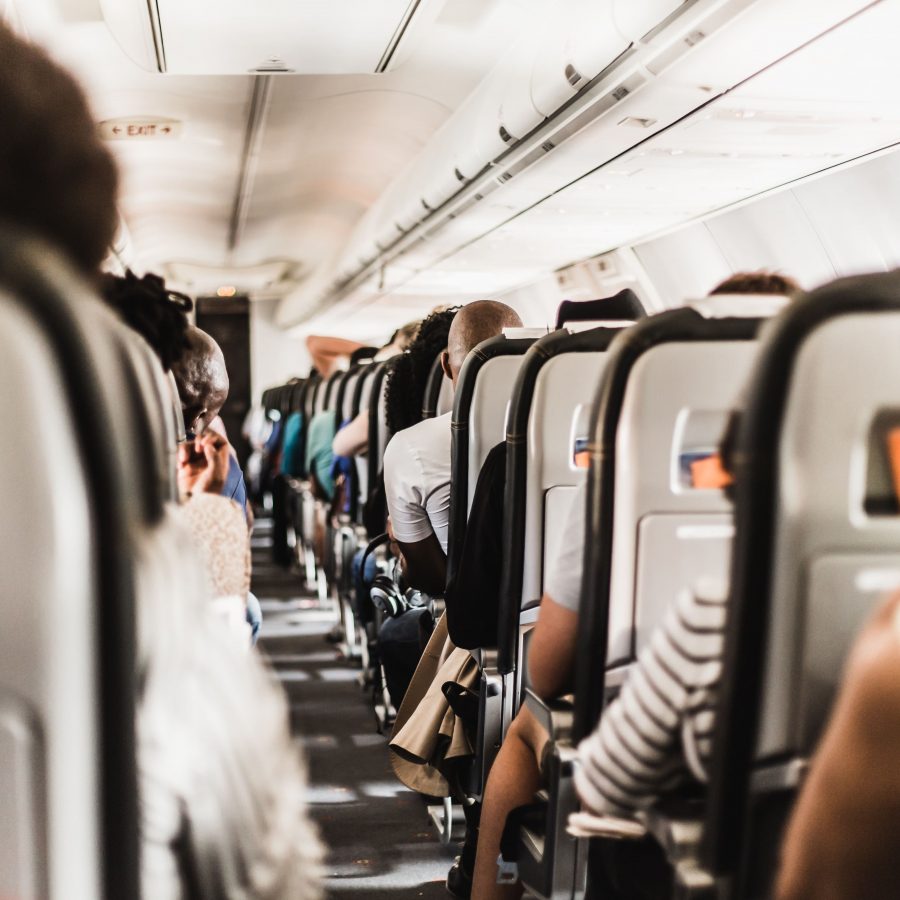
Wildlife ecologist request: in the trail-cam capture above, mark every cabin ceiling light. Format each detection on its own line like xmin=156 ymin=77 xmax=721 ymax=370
xmin=217 ymin=286 xmax=237 ymax=297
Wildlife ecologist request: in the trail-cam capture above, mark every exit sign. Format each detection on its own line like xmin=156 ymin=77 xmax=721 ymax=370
xmin=99 ymin=118 xmax=183 ymax=141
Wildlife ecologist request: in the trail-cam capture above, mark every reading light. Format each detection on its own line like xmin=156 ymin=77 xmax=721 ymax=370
xmin=217 ymin=286 xmax=237 ymax=297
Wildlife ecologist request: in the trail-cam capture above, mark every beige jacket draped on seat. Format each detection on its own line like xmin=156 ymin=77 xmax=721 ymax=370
xmin=389 ymin=614 xmax=480 ymax=797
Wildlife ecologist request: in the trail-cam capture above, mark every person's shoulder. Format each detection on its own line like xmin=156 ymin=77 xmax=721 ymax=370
xmin=389 ymin=413 xmax=450 ymax=451
xmin=411 ymin=411 xmax=452 ymax=447
xmin=383 ymin=423 xmax=417 ymax=474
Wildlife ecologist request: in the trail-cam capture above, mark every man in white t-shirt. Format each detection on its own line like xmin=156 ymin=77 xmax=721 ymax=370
xmin=383 ymin=300 xmax=522 ymax=596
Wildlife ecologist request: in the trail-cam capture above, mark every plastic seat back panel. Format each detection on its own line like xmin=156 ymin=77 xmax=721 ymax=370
xmin=467 ymin=356 xmax=523 ymax=514
xmin=606 ymin=341 xmax=758 ymax=665
xmin=633 ymin=513 xmax=734 ymax=652
xmin=541 ymin=485 xmax=579 ymax=600
xmin=520 ymin=352 xmax=608 ymax=608
xmin=0 ymin=296 xmax=98 ymax=899
xmin=0 ymin=697 xmax=42 ymax=899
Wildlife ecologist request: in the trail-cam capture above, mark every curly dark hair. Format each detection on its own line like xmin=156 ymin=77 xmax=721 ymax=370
xmin=0 ymin=23 xmax=119 ymax=274
xmin=385 ymin=307 xmax=459 ymax=434
xmin=710 ymin=271 xmax=800 ymax=298
xmin=100 ymin=270 xmax=193 ymax=371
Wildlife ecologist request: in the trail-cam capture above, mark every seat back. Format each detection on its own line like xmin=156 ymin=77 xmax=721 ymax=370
xmin=704 ymin=273 xmax=900 ymax=892
xmin=574 ymin=302 xmax=781 ymax=742
xmin=0 ymin=231 xmax=149 ymax=899
xmin=304 ymin=372 xmax=321 ymax=421
xmin=320 ymin=370 xmax=343 ymax=414
xmin=421 ymin=354 xmax=445 ymax=420
xmin=554 ymin=288 xmax=644 ymax=330
xmin=497 ymin=326 xmax=624 ymax=676
xmin=333 ymin=365 xmax=362 ymax=431
xmin=349 ymin=364 xmax=377 ymax=522
xmin=366 ymin=362 xmax=391 ymax=500
xmin=446 ymin=335 xmax=537 ymax=587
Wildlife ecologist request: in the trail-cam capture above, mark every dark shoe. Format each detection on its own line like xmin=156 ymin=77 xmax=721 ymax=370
xmin=446 ymin=856 xmax=472 ymax=899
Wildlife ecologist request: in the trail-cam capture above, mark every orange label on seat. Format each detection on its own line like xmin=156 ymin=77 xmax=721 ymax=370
xmin=691 ymin=453 xmax=733 ymax=490
xmin=887 ymin=428 xmax=900 ymax=503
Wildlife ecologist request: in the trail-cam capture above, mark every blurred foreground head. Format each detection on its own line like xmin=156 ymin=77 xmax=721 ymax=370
xmin=0 ymin=22 xmax=119 ymax=275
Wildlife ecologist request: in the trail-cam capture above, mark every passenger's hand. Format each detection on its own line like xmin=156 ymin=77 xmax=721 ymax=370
xmin=386 ymin=516 xmax=400 ymax=559
xmin=178 ymin=431 xmax=231 ymax=498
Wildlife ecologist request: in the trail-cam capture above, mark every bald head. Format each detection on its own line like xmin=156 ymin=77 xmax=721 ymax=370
xmin=172 ymin=327 xmax=229 ymax=434
xmin=443 ymin=300 xmax=523 ymax=382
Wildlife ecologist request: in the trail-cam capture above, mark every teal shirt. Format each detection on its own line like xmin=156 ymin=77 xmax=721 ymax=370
xmin=305 ymin=411 xmax=337 ymax=499
xmin=280 ymin=411 xmax=304 ymax=477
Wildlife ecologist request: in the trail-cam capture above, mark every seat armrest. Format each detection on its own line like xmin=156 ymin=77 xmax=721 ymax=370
xmin=642 ymin=801 xmax=715 ymax=896
xmin=523 ymin=688 xmax=574 ymax=743
xmin=468 ymin=647 xmax=498 ymax=670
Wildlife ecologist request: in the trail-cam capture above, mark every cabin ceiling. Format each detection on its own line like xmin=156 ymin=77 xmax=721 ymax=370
xmin=19 ymin=0 xmax=530 ymax=302
xmin=12 ymin=0 xmax=900 ymax=336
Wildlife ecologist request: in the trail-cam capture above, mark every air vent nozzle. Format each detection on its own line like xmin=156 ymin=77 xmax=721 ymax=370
xmin=499 ymin=125 xmax=516 ymax=144
xmin=565 ymin=63 xmax=583 ymax=87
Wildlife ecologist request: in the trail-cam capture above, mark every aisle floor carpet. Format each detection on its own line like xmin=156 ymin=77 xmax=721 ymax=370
xmin=253 ymin=519 xmax=457 ymax=898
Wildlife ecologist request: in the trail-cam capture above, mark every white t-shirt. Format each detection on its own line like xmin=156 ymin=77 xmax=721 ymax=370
xmin=543 ymin=479 xmax=586 ymax=613
xmin=383 ymin=412 xmax=452 ymax=553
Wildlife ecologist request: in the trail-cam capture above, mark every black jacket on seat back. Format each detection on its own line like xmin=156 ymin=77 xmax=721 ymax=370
xmin=444 ymin=441 xmax=506 ymax=649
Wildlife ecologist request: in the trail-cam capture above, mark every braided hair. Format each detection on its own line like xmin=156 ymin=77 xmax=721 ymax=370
xmin=385 ymin=307 xmax=459 ymax=434
xmin=100 ymin=270 xmax=193 ymax=371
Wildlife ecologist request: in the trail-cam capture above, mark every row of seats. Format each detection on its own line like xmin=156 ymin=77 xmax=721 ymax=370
xmin=256 ymin=272 xmax=900 ymax=899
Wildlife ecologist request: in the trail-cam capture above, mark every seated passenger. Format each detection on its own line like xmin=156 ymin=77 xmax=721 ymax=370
xmin=383 ymin=300 xmax=522 ymax=596
xmin=280 ymin=406 xmax=305 ymax=477
xmin=369 ymin=310 xmax=458 ymax=701
xmin=100 ymin=272 xmax=249 ymax=512
xmin=172 ymin=325 xmax=249 ymax=512
xmin=306 ymin=408 xmax=338 ymax=502
xmin=776 ymin=591 xmax=900 ymax=900
xmin=99 ymin=272 xmax=259 ymax=637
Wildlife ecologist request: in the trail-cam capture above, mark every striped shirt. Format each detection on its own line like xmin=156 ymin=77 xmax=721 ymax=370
xmin=574 ymin=578 xmax=728 ymax=816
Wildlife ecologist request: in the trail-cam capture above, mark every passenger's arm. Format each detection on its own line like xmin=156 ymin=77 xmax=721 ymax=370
xmin=306 ymin=335 xmax=363 ymax=378
xmin=396 ymin=533 xmax=447 ymax=597
xmin=776 ymin=593 xmax=900 ymax=900
xmin=332 ymin=410 xmax=369 ymax=458
xmin=574 ymin=587 xmax=725 ymax=817
xmin=527 ymin=595 xmax=579 ymax=700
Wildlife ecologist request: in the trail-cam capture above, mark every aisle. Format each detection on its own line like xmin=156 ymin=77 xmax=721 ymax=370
xmin=251 ymin=519 xmax=456 ymax=899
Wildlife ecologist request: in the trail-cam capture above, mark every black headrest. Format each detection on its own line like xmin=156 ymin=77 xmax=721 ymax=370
xmin=350 ymin=346 xmax=378 ymax=365
xmin=554 ymin=288 xmax=644 ymax=329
